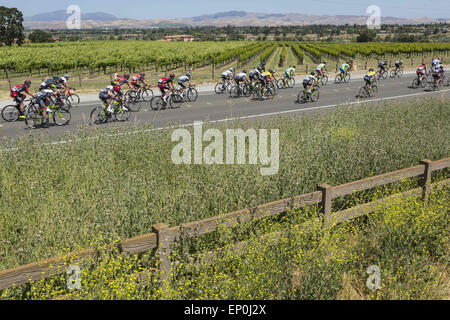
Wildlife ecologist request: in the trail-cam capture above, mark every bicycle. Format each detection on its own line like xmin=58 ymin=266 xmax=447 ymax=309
xmin=277 ymin=76 xmax=295 ymax=89
xmin=376 ymin=68 xmax=389 ymax=80
xmin=412 ymin=73 xmax=428 ymax=89
xmin=230 ymin=82 xmax=250 ymax=98
xmin=316 ymin=72 xmax=329 ymax=85
xmin=2 ymin=98 xmax=35 ymax=122
xmin=177 ymin=84 xmax=198 ymax=102
xmin=61 ymin=87 xmax=80 ymax=109
xmin=335 ymin=72 xmax=351 ymax=84
xmin=90 ymin=100 xmax=131 ymax=124
xmin=25 ymin=96 xmax=71 ymax=129
xmin=214 ymin=79 xmax=232 ymax=94
xmin=429 ymin=74 xmax=444 ymax=91
xmin=358 ymin=82 xmax=378 ymax=98
xmin=150 ymin=90 xmax=184 ymax=111
xmin=253 ymin=80 xmax=276 ymax=101
xmin=297 ymin=85 xmax=320 ymax=103
xmin=126 ymin=83 xmax=154 ymax=105
xmin=389 ymin=67 xmax=404 ymax=78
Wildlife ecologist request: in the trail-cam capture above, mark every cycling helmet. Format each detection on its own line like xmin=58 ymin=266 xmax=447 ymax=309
xmin=139 ymin=72 xmax=145 ymax=76
xmin=369 ymin=68 xmax=374 ymax=72
xmin=186 ymin=72 xmax=191 ymax=78
xmin=124 ymin=73 xmax=130 ymax=79
xmin=169 ymin=74 xmax=175 ymax=79
xmin=242 ymin=70 xmax=247 ymax=74
xmin=63 ymin=74 xmax=70 ymax=79
xmin=107 ymin=85 xmax=114 ymax=90
xmin=323 ymin=61 xmax=327 ymax=64
xmin=292 ymin=66 xmax=296 ymax=69
xmin=229 ymin=68 xmax=233 ymax=72
xmin=310 ymin=72 xmax=315 ymax=76
xmin=269 ymin=69 xmax=275 ymax=74
xmin=24 ymin=80 xmax=32 ymax=86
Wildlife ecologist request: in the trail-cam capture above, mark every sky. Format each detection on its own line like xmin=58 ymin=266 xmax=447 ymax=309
xmin=2 ymin=0 xmax=449 ymax=20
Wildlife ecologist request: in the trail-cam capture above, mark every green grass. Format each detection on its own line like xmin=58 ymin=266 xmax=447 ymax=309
xmin=0 ymin=96 xmax=449 ymax=271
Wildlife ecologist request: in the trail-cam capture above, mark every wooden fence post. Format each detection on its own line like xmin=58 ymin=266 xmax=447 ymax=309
xmin=317 ymin=184 xmax=333 ymax=223
xmin=4 ymin=65 xmax=8 ymax=79
xmin=305 ymin=64 xmax=308 ymax=74
xmin=212 ymin=61 xmax=215 ymax=80
xmin=152 ymin=224 xmax=172 ymax=279
xmin=420 ymin=159 xmax=433 ymax=202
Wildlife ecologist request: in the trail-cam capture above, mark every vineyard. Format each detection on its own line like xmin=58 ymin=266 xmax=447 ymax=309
xmin=1 ymin=41 xmax=449 ymax=79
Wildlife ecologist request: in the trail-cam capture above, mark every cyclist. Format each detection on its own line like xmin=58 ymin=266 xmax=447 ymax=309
xmin=249 ymin=68 xmax=261 ymax=82
xmin=302 ymin=72 xmax=318 ymax=95
xmin=10 ymin=80 xmax=34 ymax=119
xmin=221 ymin=68 xmax=233 ymax=89
xmin=34 ymin=88 xmax=58 ymax=126
xmin=234 ymin=70 xmax=249 ymax=93
xmin=131 ymin=72 xmax=147 ymax=91
xmin=99 ymin=85 xmax=116 ymax=113
xmin=158 ymin=74 xmax=176 ymax=103
xmin=259 ymin=69 xmax=275 ymax=99
xmin=378 ymin=60 xmax=388 ymax=76
xmin=432 ymin=57 xmax=441 ymax=67
xmin=283 ymin=65 xmax=296 ymax=87
xmin=40 ymin=77 xmax=60 ymax=91
xmin=394 ymin=60 xmax=404 ymax=72
xmin=364 ymin=68 xmax=378 ymax=95
xmin=339 ymin=62 xmax=351 ymax=76
xmin=315 ymin=61 xmax=327 ymax=81
xmin=416 ymin=63 xmax=427 ymax=81
xmin=177 ymin=73 xmax=193 ymax=97
xmin=257 ymin=62 xmax=266 ymax=73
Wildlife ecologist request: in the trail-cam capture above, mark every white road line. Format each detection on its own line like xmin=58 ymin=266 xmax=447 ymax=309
xmin=1 ymin=88 xmax=449 ymax=153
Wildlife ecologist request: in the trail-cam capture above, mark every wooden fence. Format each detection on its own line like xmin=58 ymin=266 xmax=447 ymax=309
xmin=0 ymin=157 xmax=449 ymax=292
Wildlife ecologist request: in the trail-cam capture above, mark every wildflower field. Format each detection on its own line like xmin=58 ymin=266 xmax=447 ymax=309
xmin=0 ymin=95 xmax=449 ymax=299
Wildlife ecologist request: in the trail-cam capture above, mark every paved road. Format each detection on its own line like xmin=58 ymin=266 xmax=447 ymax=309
xmin=1 ymin=74 xmax=449 ymax=139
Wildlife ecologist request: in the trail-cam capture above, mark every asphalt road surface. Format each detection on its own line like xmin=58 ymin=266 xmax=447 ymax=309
xmin=1 ymin=74 xmax=449 ymax=140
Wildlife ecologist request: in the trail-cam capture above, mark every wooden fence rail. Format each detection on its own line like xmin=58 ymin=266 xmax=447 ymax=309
xmin=0 ymin=157 xmax=449 ymax=292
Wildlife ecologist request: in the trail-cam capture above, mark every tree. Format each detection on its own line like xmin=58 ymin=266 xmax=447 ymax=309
xmin=0 ymin=6 xmax=25 ymax=46
xmin=356 ymin=28 xmax=377 ymax=42
xmin=28 ymin=29 xmax=53 ymax=43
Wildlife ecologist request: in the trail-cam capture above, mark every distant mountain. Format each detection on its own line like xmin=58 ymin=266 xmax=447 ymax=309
xmin=25 ymin=10 xmax=117 ymax=22
xmin=23 ymin=10 xmax=449 ymax=29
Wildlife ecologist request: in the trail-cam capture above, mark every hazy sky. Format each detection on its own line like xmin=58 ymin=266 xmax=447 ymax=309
xmin=3 ymin=0 xmax=449 ymax=19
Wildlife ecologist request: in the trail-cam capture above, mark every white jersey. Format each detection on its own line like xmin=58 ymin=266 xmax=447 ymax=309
xmin=178 ymin=75 xmax=190 ymax=83
xmin=432 ymin=59 xmax=441 ymax=67
xmin=235 ymin=72 xmax=247 ymax=81
xmin=303 ymin=75 xmax=316 ymax=83
xmin=222 ymin=70 xmax=233 ymax=78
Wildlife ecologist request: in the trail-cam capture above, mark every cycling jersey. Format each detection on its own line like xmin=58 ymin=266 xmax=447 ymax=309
xmin=303 ymin=75 xmax=316 ymax=84
xmin=10 ymin=84 xmax=29 ymax=96
xmin=222 ymin=70 xmax=233 ymax=79
xmin=178 ymin=75 xmax=190 ymax=83
xmin=40 ymin=79 xmax=59 ymax=90
xmin=316 ymin=64 xmax=326 ymax=70
xmin=395 ymin=61 xmax=403 ymax=68
xmin=364 ymin=71 xmax=376 ymax=83
xmin=131 ymin=74 xmax=144 ymax=85
xmin=416 ymin=66 xmax=426 ymax=75
xmin=35 ymin=89 xmax=53 ymax=108
xmin=99 ymin=86 xmax=113 ymax=101
xmin=432 ymin=59 xmax=441 ymax=67
xmin=234 ymin=73 xmax=247 ymax=82
xmin=340 ymin=64 xmax=350 ymax=74
xmin=262 ymin=72 xmax=273 ymax=81
xmin=249 ymin=69 xmax=261 ymax=80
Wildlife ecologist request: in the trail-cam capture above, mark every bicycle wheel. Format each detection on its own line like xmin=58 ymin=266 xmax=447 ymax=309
xmin=25 ymin=108 xmax=44 ymax=129
xmin=335 ymin=74 xmax=343 ymax=84
xmin=52 ymin=107 xmax=71 ymax=126
xmin=2 ymin=105 xmax=20 ymax=122
xmin=321 ymin=75 xmax=328 ymax=85
xmin=65 ymin=94 xmax=80 ymax=108
xmin=359 ymin=86 xmax=369 ymax=98
xmin=375 ymin=71 xmax=382 ymax=80
xmin=276 ymin=79 xmax=284 ymax=89
xmin=243 ymin=84 xmax=251 ymax=97
xmin=370 ymin=85 xmax=378 ymax=97
xmin=344 ymin=73 xmax=351 ymax=83
xmin=297 ymin=91 xmax=306 ymax=103
xmin=389 ymin=70 xmax=396 ymax=78
xmin=150 ymin=96 xmax=165 ymax=111
xmin=310 ymin=90 xmax=319 ymax=102
xmin=230 ymin=86 xmax=239 ymax=98
xmin=169 ymin=94 xmax=184 ymax=109
xmin=214 ymin=83 xmax=225 ymax=94
xmin=114 ymin=105 xmax=130 ymax=121
xmin=412 ymin=78 xmax=420 ymax=89
xmin=382 ymin=71 xmax=388 ymax=79
xmin=187 ymin=88 xmax=198 ymax=102
xmin=90 ymin=106 xmax=108 ymax=124
xmin=141 ymin=88 xmax=154 ymax=102
xmin=397 ymin=69 xmax=403 ymax=77
xmin=421 ymin=78 xmax=428 ymax=88
xmin=125 ymin=91 xmax=141 ymax=112
xmin=287 ymin=78 xmax=295 ymax=88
